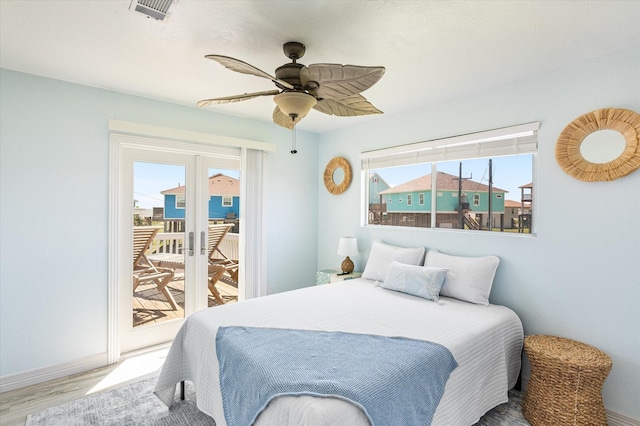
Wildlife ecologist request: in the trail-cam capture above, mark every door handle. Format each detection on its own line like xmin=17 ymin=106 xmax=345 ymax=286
xmin=200 ymin=231 xmax=206 ymax=255
xmin=188 ymin=232 xmax=194 ymax=256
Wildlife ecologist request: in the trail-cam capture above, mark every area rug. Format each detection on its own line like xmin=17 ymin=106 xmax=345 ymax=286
xmin=26 ymin=377 xmax=530 ymax=425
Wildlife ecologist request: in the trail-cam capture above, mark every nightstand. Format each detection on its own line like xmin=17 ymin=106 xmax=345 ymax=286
xmin=316 ymin=269 xmax=362 ymax=285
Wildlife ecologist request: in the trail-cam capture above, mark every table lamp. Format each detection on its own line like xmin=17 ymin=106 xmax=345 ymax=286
xmin=337 ymin=236 xmax=358 ymax=275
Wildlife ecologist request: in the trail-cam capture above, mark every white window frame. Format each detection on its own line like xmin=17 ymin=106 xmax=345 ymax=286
xmin=222 ymin=196 xmax=233 ymax=207
xmin=361 ymin=122 xmax=539 ymax=233
xmin=473 ymin=194 xmax=480 ymax=206
xmin=407 ymin=194 xmax=412 ymax=206
xmin=176 ymin=194 xmax=186 ymax=209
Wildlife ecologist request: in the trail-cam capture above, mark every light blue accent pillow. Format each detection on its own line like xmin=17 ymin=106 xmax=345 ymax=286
xmin=381 ymin=261 xmax=448 ymax=302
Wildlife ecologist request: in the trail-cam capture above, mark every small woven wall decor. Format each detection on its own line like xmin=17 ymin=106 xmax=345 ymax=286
xmin=555 ymin=108 xmax=640 ymax=182
xmin=323 ymin=157 xmax=352 ymax=195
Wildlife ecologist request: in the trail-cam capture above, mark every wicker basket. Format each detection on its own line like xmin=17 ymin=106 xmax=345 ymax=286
xmin=523 ymin=335 xmax=612 ymax=426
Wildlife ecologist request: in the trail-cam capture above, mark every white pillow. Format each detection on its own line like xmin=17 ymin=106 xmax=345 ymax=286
xmin=424 ymin=250 xmax=499 ymax=306
xmin=362 ymin=241 xmax=425 ymax=282
xmin=381 ymin=261 xmax=448 ymax=302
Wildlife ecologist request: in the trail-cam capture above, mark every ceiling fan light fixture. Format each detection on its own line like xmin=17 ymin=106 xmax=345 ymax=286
xmin=274 ymin=92 xmax=317 ymax=120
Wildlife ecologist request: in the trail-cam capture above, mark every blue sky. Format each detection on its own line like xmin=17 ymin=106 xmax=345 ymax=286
xmin=133 ymin=162 xmax=240 ymax=209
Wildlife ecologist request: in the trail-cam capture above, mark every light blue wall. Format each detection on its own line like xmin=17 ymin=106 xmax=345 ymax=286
xmin=317 ymin=47 xmax=640 ymax=419
xmin=0 ymin=69 xmax=319 ymax=376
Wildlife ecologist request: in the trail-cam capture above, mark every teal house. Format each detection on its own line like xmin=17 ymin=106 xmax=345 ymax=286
xmin=377 ymin=171 xmax=507 ymax=229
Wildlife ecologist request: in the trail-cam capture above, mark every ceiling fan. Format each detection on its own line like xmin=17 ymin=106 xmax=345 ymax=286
xmin=197 ymin=42 xmax=385 ymax=130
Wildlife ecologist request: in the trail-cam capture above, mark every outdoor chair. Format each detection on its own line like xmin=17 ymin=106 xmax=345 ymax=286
xmin=147 ymin=223 xmax=238 ymax=305
xmin=133 ymin=227 xmax=178 ymax=310
xmin=206 ymin=223 xmax=239 ymax=304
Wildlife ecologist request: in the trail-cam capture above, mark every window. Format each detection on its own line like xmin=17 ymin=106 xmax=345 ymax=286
xmin=362 ymin=122 xmax=537 ymax=234
xmin=176 ymin=194 xmax=186 ymax=209
xmin=222 ymin=196 xmax=233 ymax=207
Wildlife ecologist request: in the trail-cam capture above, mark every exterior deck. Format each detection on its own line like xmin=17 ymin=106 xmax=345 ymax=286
xmin=132 ymin=229 xmax=239 ymax=328
xmin=133 ymin=275 xmax=238 ymax=327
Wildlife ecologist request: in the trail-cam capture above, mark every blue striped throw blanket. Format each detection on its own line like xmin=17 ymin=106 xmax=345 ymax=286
xmin=216 ymin=326 xmax=458 ymax=426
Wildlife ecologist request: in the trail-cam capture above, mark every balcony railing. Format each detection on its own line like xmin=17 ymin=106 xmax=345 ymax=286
xmin=148 ymin=231 xmax=239 ymax=260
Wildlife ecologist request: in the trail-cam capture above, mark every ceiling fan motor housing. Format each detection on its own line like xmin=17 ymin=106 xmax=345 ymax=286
xmin=275 ymin=63 xmax=304 ymax=89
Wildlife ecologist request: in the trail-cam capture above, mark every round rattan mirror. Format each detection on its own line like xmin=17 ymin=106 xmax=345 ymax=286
xmin=323 ymin=157 xmax=352 ymax=195
xmin=555 ymin=108 xmax=640 ymax=182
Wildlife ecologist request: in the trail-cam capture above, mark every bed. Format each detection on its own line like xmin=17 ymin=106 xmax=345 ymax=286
xmin=154 ymin=245 xmax=523 ymax=425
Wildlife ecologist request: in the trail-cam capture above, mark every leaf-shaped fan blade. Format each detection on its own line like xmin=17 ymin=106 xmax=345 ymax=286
xmin=313 ymin=94 xmax=383 ymax=117
xmin=205 ymin=55 xmax=294 ymax=90
xmin=197 ymin=90 xmax=280 ymax=107
xmin=300 ymin=64 xmax=385 ymax=100
xmin=273 ymin=106 xmax=303 ymax=130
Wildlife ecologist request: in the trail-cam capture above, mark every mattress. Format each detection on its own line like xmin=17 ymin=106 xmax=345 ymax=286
xmin=154 ymin=278 xmax=523 ymax=425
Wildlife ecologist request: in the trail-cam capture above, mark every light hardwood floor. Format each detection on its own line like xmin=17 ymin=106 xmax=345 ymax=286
xmin=0 ymin=346 xmax=172 ymax=426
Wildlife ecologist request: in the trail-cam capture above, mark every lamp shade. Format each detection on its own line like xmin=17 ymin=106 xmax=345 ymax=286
xmin=337 ymin=236 xmax=358 ymax=257
xmin=274 ymin=92 xmax=317 ymax=118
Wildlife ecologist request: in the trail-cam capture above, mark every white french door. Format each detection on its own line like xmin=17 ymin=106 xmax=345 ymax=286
xmin=118 ymin=147 xmax=239 ymax=354
xmin=108 ymin=121 xmax=272 ymax=363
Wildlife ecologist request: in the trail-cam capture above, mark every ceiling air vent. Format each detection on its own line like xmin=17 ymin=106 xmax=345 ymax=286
xmin=130 ymin=0 xmax=175 ymax=21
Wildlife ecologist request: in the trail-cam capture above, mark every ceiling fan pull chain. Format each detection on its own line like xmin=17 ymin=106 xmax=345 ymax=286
xmin=291 ymin=125 xmax=298 ymax=154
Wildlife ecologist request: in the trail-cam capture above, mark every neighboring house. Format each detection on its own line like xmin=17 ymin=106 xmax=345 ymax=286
xmin=368 ymin=172 xmax=391 ymax=224
xmin=368 ymin=172 xmax=391 ymax=205
xmin=161 ymin=173 xmax=240 ymax=229
xmin=517 ymin=182 xmax=533 ymax=232
xmin=377 ymin=171 xmax=508 ymax=229
xmin=504 ymin=200 xmax=531 ymax=229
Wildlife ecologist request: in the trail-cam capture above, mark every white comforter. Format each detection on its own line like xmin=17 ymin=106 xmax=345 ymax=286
xmin=154 ymin=278 xmax=523 ymax=425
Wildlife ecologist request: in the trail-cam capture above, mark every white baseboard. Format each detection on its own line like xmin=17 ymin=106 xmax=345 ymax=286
xmin=0 ymin=352 xmax=108 ymax=393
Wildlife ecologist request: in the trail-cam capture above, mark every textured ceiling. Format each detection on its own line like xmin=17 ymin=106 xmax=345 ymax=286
xmin=1 ymin=1 xmax=639 ymax=133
